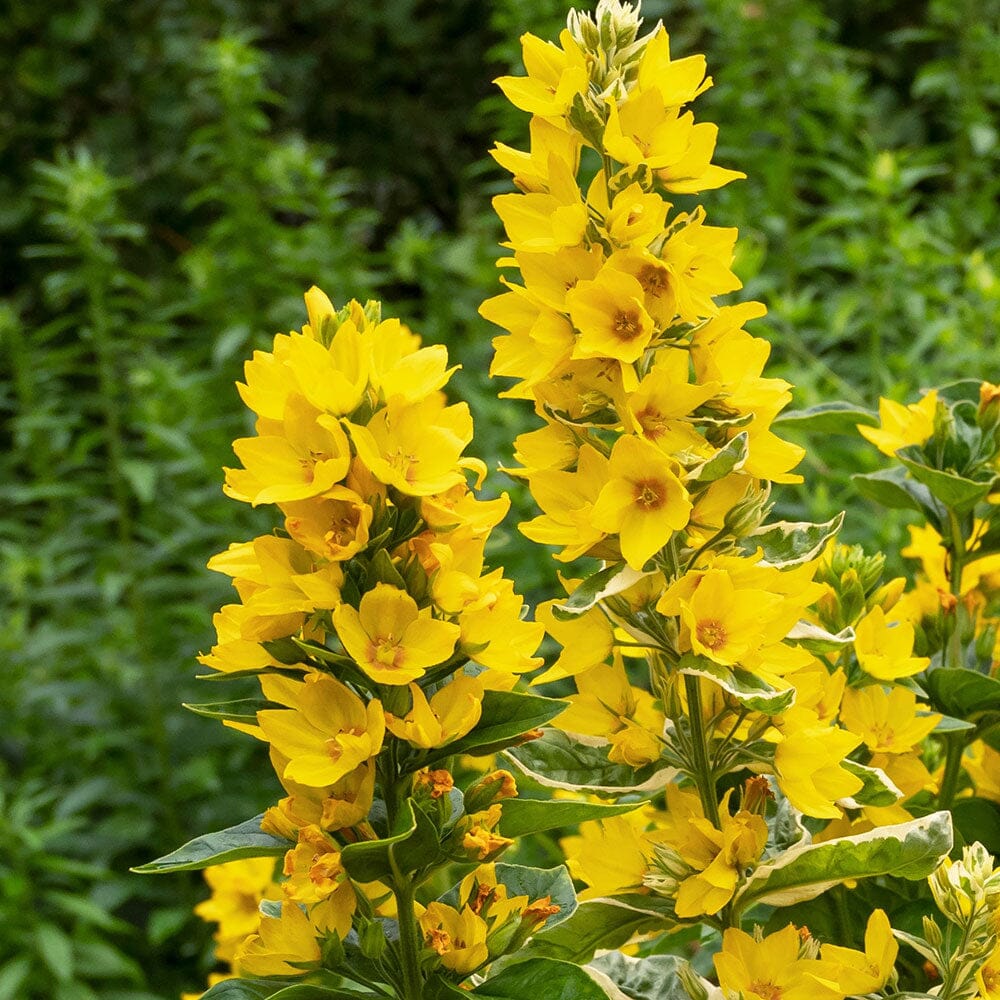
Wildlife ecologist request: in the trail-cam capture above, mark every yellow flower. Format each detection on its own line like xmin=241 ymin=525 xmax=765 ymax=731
xmin=533 ymin=599 xmax=615 ymax=684
xmin=840 ymin=685 xmax=941 ymax=755
xmin=384 ymin=675 xmax=484 ymax=749
xmin=821 ymin=909 xmax=898 ymax=994
xmin=566 ymin=266 xmax=655 ymax=364
xmin=774 ymin=724 xmax=863 ymax=819
xmin=281 ymin=827 xmax=357 ymax=931
xmin=714 ymin=924 xmax=844 ymax=1000
xmin=236 ymin=899 xmax=342 ymax=978
xmin=194 ymin=858 xmax=280 ymax=963
xmin=858 ymin=390 xmax=938 ymax=457
xmin=562 ymin=812 xmax=660 ymax=899
xmin=591 ymin=435 xmax=692 ymax=570
xmin=333 ymin=584 xmax=460 ymax=685
xmin=491 ymin=115 xmax=581 ymax=194
xmin=966 ymin=741 xmax=1000 ymax=802
xmin=977 ymin=941 xmax=1000 ymax=1000
xmin=256 ymin=673 xmax=385 ymax=788
xmin=418 ymin=901 xmax=489 ymax=974
xmin=494 ymin=30 xmax=588 ymax=118
xmin=853 ymin=605 xmax=929 ymax=680
xmin=281 ymin=488 xmax=373 ymax=562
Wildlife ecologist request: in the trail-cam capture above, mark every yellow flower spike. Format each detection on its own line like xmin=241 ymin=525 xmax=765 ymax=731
xmin=418 ymin=901 xmax=489 ymax=974
xmin=853 ymin=605 xmax=930 ymax=680
xmin=821 ymin=909 xmax=898 ymax=995
xmin=624 ymin=357 xmax=718 ymax=451
xmin=607 ymin=719 xmax=662 ymax=768
xmin=603 ymin=90 xmax=698 ymax=172
xmin=346 ymin=395 xmax=473 ymax=497
xmin=225 ymin=395 xmax=352 ymax=506
xmin=256 ymin=673 xmax=385 ymax=788
xmin=512 ymin=245 xmax=604 ymax=313
xmin=384 ymin=676 xmax=484 ymax=750
xmin=858 ymin=389 xmax=939 ymax=457
xmin=591 ymin=434 xmax=692 ymax=570
xmin=197 ymin=603 xmax=293 ymax=674
xmin=840 ymin=685 xmax=941 ymax=755
xmin=281 ymin=488 xmax=373 ymax=563
xmin=420 ymin=483 xmax=511 ymax=536
xmin=714 ymin=924 xmax=845 ymax=1000
xmin=562 ymin=812 xmax=662 ymax=899
xmin=303 ymin=284 xmax=335 ymax=339
xmin=456 ymin=577 xmax=545 ymax=674
xmin=966 ymin=740 xmax=1000 ymax=802
xmin=493 ymin=164 xmax=589 ymax=253
xmin=494 ymin=31 xmax=589 ymax=119
xmin=773 ymin=724 xmax=863 ymax=819
xmin=333 ymin=583 xmax=461 ymax=685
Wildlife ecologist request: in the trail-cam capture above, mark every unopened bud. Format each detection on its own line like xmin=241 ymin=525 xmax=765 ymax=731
xmin=463 ymin=770 xmax=518 ymax=813
xmin=922 ymin=915 xmax=943 ymax=948
xmin=978 ymin=382 xmax=1000 ymax=432
xmin=676 ymin=960 xmax=710 ymax=1000
xmin=358 ymin=918 xmax=387 ymax=961
xmin=872 ymin=576 xmax=906 ymax=613
xmin=741 ymin=775 xmax=775 ymax=815
xmin=724 ymin=484 xmax=772 ymax=539
xmin=414 ymin=768 xmax=454 ymax=801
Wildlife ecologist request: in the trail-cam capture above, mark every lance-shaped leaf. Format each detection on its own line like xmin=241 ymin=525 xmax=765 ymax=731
xmin=925 ymin=667 xmax=1000 ymax=720
xmin=852 ymin=466 xmax=940 ymax=524
xmin=522 ymin=895 xmax=673 ymax=965
xmin=679 ymin=654 xmax=794 ymax=715
xmin=131 ymin=816 xmax=287 ymax=873
xmin=201 ymin=983 xmax=379 ymax=999
xmin=497 ymin=798 xmax=641 ymax=839
xmin=786 ymin=620 xmax=854 ymax=653
xmin=423 ymin=691 xmax=567 ymax=766
xmin=733 ymin=811 xmax=952 ymax=916
xmin=896 ymin=447 xmax=994 ymax=513
xmin=551 ymin=562 xmax=653 ymax=621
xmin=340 ymin=798 xmax=440 ymax=883
xmin=472 ymin=958 xmax=610 ymax=999
xmin=183 ymin=698 xmax=280 ymax=724
xmin=587 ymin=953 xmax=702 ymax=1000
xmin=774 ymin=401 xmax=879 ymax=435
xmin=440 ymin=863 xmax=577 ymax=934
xmin=689 ymin=432 xmax=748 ymax=484
xmin=840 ymin=760 xmax=902 ymax=808
xmin=741 ymin=512 xmax=844 ymax=567
xmin=505 ymin=729 xmax=676 ymax=795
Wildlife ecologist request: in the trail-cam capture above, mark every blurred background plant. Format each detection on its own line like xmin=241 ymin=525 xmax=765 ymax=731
xmin=1 ymin=0 xmax=998 ymax=996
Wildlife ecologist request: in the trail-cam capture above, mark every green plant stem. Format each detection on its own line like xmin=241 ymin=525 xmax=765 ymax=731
xmin=683 ymin=674 xmax=720 ymax=828
xmin=392 ymin=871 xmax=424 ymax=1000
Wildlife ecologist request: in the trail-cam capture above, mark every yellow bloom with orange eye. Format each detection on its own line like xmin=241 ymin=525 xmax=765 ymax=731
xmin=623 ymin=355 xmax=717 ymax=453
xmin=418 ymin=901 xmax=489 ymax=974
xmin=194 ymin=858 xmax=280 ymax=963
xmin=566 ymin=267 xmax=655 ymax=365
xmin=676 ymin=569 xmax=782 ymax=666
xmin=494 ymin=30 xmax=588 ymax=119
xmin=605 ymin=247 xmax=678 ymax=327
xmin=280 ymin=488 xmax=373 ymax=563
xmin=333 ymin=583 xmax=461 ymax=685
xmin=512 ymin=245 xmax=604 ymax=313
xmin=236 ymin=899 xmax=345 ymax=978
xmin=198 ymin=602 xmax=294 ymax=673
xmin=491 ymin=115 xmax=582 ymax=194
xmin=858 ymin=389 xmax=939 ymax=457
xmin=256 ymin=673 xmax=385 ymax=788
xmin=853 ymin=605 xmax=930 ymax=680
xmin=773 ymin=723 xmax=863 ymax=819
xmin=384 ymin=675 xmax=484 ymax=749
xmin=659 ymin=208 xmax=740 ymax=323
xmin=840 ymin=685 xmax=941 ymax=755
xmin=977 ymin=942 xmax=1000 ymax=1000
xmin=520 ymin=444 xmax=610 ymax=561
xmin=420 ymin=483 xmax=511 ymax=537
xmin=603 ymin=183 xmax=672 ymax=249
xmin=591 ymin=435 xmax=692 ymax=570
xmin=347 ymin=394 xmax=474 ymax=497
xmin=714 ymin=924 xmax=845 ymax=1000
xmin=455 ymin=577 xmax=545 ymax=674
xmin=821 ymin=909 xmax=898 ymax=995
xmin=604 ymin=90 xmax=700 ymax=172
xmin=225 ymin=395 xmax=352 ymax=506
xmin=282 ymin=827 xmax=357 ymax=925
xmin=493 ymin=160 xmax=589 ymax=253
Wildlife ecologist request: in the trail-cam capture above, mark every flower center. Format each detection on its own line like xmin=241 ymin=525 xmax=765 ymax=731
xmin=697 ymin=619 xmax=728 ymax=651
xmin=747 ymin=982 xmax=782 ymax=1000
xmin=612 ymin=308 xmax=643 ymax=341
xmin=638 ymin=264 xmax=668 ymax=295
xmin=633 ymin=479 xmax=665 ymax=509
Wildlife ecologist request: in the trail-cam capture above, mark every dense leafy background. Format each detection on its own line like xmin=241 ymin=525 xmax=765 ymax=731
xmin=2 ymin=0 xmax=998 ymax=996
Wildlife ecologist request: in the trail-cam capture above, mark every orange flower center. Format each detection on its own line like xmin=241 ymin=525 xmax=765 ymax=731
xmin=633 ymin=479 xmax=666 ymax=509
xmin=638 ymin=264 xmax=668 ymax=295
xmin=612 ymin=308 xmax=643 ymax=341
xmin=371 ymin=635 xmax=404 ymax=668
xmin=696 ymin=619 xmax=728 ymax=651
xmin=748 ymin=982 xmax=781 ymax=1000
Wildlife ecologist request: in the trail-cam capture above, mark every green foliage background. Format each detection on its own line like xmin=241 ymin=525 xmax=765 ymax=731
xmin=1 ymin=0 xmax=998 ymax=996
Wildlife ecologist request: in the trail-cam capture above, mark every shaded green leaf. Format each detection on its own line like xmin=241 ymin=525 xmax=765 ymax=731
xmin=552 ymin=562 xmax=653 ymax=620
xmin=690 ymin=432 xmax=748 ymax=484
xmin=473 ymin=958 xmax=608 ymax=999
xmin=852 ymin=467 xmax=939 ymax=521
xmin=340 ymin=798 xmax=439 ymax=882
xmin=897 ymin=449 xmax=993 ymax=513
xmin=498 ymin=798 xmax=641 ymax=839
xmin=841 ymin=760 xmax=902 ymax=807
xmin=679 ymin=654 xmax=794 ymax=715
xmin=952 ymin=798 xmax=1000 ymax=853
xmin=131 ymin=816 xmax=287 ymax=873
xmin=925 ymin=668 xmax=1000 ymax=719
xmin=775 ymin=401 xmax=879 ymax=434
xmin=742 ymin=512 xmax=844 ymax=567
xmin=588 ymin=952 xmax=697 ymax=1000
xmin=182 ymin=698 xmax=279 ymax=724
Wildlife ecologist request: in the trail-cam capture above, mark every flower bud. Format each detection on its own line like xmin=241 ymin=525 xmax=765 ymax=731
xmin=978 ymin=382 xmax=1000 ymax=432
xmin=922 ymin=914 xmax=943 ymax=948
xmin=463 ymin=770 xmax=518 ymax=814
xmin=723 ymin=483 xmax=772 ymax=539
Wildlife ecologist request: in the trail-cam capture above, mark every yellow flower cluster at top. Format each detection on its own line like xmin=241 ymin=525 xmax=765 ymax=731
xmin=194 ymin=288 xmax=547 ymax=981
xmin=483 ymin=0 xmax=941 ymax=930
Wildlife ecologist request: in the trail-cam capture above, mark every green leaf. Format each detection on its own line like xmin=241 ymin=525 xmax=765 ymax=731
xmin=552 ymin=562 xmax=653 ymax=620
xmin=786 ymin=620 xmax=855 ymax=653
xmin=852 ymin=467 xmax=939 ymax=520
xmin=199 ymin=981 xmax=371 ymax=1000
xmin=952 ymin=797 xmax=1000 ymax=853
xmin=473 ymin=958 xmax=608 ymax=999
xmin=897 ymin=449 xmax=993 ymax=513
xmin=340 ymin=798 xmax=440 ymax=883
xmin=424 ymin=691 xmax=568 ymax=765
xmin=497 ymin=798 xmax=641 ymax=839
xmin=523 ymin=895 xmax=673 ymax=964
xmin=925 ymin=668 xmax=1000 ymax=719
xmin=678 ymin=654 xmax=794 ymax=715
xmin=182 ymin=698 xmax=279 ymax=724
xmin=0 ymin=957 xmax=33 ymax=1000
xmin=841 ymin=760 xmax=902 ymax=807
xmin=131 ymin=816 xmax=287 ymax=873
xmin=587 ymin=953 xmax=698 ymax=1000
xmin=734 ymin=811 xmax=952 ymax=915
xmin=35 ymin=924 xmax=73 ymax=982
xmin=775 ymin=401 xmax=879 ymax=434
xmin=742 ymin=512 xmax=844 ymax=567
xmin=505 ymin=729 xmax=675 ymax=795
xmin=690 ymin=432 xmax=748 ymax=484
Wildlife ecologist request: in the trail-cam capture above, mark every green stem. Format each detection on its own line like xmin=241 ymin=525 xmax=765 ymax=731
xmin=392 ymin=872 xmax=424 ymax=1000
xmin=683 ymin=674 xmax=720 ymax=828
xmin=938 ymin=732 xmax=966 ymax=810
